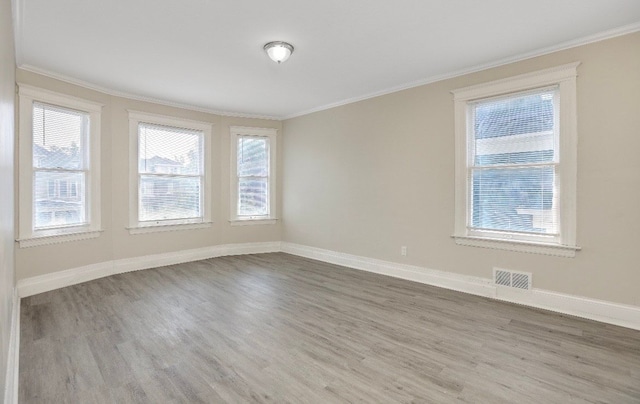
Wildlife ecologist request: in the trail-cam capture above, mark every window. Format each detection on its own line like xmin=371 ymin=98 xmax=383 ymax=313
xmin=230 ymin=126 xmax=277 ymax=224
xmin=128 ymin=111 xmax=212 ymax=234
xmin=452 ymin=63 xmax=580 ymax=257
xmin=18 ymin=85 xmax=103 ymax=247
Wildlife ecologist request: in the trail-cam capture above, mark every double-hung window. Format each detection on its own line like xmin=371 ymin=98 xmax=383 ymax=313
xmin=128 ymin=112 xmax=212 ymax=233
xmin=230 ymin=126 xmax=277 ymax=224
xmin=18 ymin=85 xmax=102 ymax=247
xmin=453 ymin=63 xmax=580 ymax=257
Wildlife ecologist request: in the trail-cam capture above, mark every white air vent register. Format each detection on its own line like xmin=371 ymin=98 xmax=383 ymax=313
xmin=493 ymin=268 xmax=532 ymax=291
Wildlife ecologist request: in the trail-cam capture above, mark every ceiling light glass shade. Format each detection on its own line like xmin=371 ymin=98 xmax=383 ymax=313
xmin=264 ymin=41 xmax=294 ymax=63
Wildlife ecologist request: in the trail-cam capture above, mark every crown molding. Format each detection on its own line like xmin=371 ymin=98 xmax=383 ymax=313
xmin=282 ymin=22 xmax=640 ymax=120
xmin=17 ymin=64 xmax=283 ymax=121
xmin=14 ymin=16 xmax=640 ymax=121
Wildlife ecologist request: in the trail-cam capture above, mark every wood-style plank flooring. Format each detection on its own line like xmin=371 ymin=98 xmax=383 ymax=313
xmin=19 ymin=253 xmax=640 ymax=403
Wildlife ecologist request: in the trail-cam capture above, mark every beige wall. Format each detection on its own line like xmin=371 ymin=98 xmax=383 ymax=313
xmin=12 ymin=31 xmax=640 ymax=308
xmin=282 ymin=32 xmax=640 ymax=307
xmin=0 ymin=0 xmax=16 ymax=396
xmin=15 ymin=69 xmax=283 ymax=279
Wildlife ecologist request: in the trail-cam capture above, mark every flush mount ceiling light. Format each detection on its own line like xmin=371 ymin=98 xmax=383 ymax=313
xmin=264 ymin=41 xmax=294 ymax=64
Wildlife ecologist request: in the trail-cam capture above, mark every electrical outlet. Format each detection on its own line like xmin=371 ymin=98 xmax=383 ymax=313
xmin=401 ymin=246 xmax=407 ymax=256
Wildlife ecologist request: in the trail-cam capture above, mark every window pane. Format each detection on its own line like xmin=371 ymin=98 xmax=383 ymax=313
xmin=471 ymin=166 xmax=556 ymax=234
xmin=33 ymin=102 xmax=86 ymax=170
xmin=34 ymin=171 xmax=85 ymax=228
xmin=238 ymin=137 xmax=268 ymax=177
xmin=139 ymin=123 xmax=202 ymax=175
xmin=476 ymin=150 xmax=554 ymax=166
xmin=139 ymin=175 xmax=201 ymax=221
xmin=238 ymin=178 xmax=268 ymax=216
xmin=473 ymin=90 xmax=555 ymax=166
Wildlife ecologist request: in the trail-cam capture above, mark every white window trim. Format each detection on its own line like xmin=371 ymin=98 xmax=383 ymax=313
xmin=451 ymin=63 xmax=581 ymax=257
xmin=17 ymin=84 xmax=103 ymax=248
xmin=128 ymin=110 xmax=213 ymax=234
xmin=229 ymin=126 xmax=277 ymax=224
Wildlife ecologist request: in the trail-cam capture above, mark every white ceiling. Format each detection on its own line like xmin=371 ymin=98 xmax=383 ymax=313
xmin=14 ymin=0 xmax=640 ymax=119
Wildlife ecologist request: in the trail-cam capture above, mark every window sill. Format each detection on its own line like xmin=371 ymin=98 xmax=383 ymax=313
xmin=128 ymin=221 xmax=212 ymax=235
xmin=229 ymin=218 xmax=277 ymax=226
xmin=17 ymin=229 xmax=103 ymax=248
xmin=453 ymin=235 xmax=580 ymax=258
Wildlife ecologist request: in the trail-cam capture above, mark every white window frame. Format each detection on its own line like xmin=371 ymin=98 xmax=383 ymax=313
xmin=128 ymin=111 xmax=213 ymax=234
xmin=229 ymin=126 xmax=277 ymax=225
xmin=17 ymin=84 xmax=103 ymax=248
xmin=452 ymin=63 xmax=581 ymax=258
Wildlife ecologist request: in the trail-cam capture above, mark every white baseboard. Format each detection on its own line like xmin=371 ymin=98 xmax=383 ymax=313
xmin=495 ymin=287 xmax=640 ymax=331
xmin=4 ymin=288 xmax=19 ymax=404
xmin=15 ymin=240 xmax=640 ymax=331
xmin=281 ymin=242 xmax=640 ymax=331
xmin=281 ymin=242 xmax=495 ymax=298
xmin=17 ymin=241 xmax=281 ymax=297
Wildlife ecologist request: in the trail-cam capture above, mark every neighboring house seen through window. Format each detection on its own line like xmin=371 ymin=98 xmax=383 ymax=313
xmin=470 ymin=88 xmax=558 ymax=236
xmin=452 ymin=63 xmax=580 ymax=257
xmin=128 ymin=112 xmax=212 ymax=234
xmin=33 ymin=102 xmax=86 ymax=229
xmin=18 ymin=85 xmax=103 ymax=247
xmin=230 ymin=126 xmax=277 ymax=225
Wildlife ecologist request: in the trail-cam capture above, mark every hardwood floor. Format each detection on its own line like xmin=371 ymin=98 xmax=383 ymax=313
xmin=19 ymin=253 xmax=640 ymax=403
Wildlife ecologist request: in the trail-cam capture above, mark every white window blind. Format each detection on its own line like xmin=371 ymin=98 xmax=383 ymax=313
xmin=32 ymin=102 xmax=88 ymax=229
xmin=469 ymin=87 xmax=559 ymax=237
xmin=138 ymin=123 xmax=204 ymax=223
xmin=236 ymin=136 xmax=270 ymax=217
